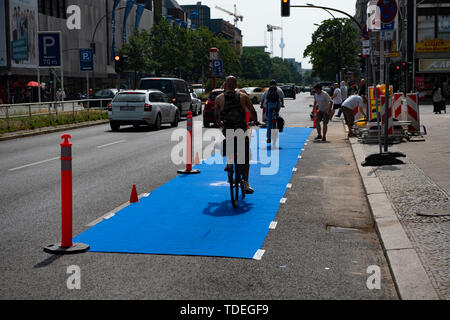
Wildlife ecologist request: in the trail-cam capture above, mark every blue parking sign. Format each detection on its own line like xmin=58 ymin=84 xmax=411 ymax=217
xmin=212 ymin=59 xmax=223 ymax=76
xmin=80 ymin=49 xmax=93 ymax=71
xmin=38 ymin=32 xmax=61 ymax=67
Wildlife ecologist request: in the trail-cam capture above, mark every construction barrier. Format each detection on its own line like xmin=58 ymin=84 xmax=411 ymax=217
xmin=43 ymin=134 xmax=89 ymax=254
xmin=406 ymin=93 xmax=420 ymax=134
xmin=177 ymin=111 xmax=200 ymax=174
xmin=393 ymin=93 xmax=404 ymax=120
xmin=380 ymin=95 xmax=393 ymax=136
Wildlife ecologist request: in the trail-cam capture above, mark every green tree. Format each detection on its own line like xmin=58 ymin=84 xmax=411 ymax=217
xmin=303 ymin=18 xmax=359 ymax=81
xmin=119 ymin=29 xmax=151 ymax=88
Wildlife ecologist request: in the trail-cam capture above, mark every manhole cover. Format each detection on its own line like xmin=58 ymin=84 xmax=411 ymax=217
xmin=417 ymin=209 xmax=450 ymax=217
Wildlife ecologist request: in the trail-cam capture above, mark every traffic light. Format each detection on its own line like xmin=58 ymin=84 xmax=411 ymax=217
xmin=281 ymin=0 xmax=290 ymax=17
xmin=359 ymin=54 xmax=366 ymax=74
xmin=407 ymin=61 xmax=413 ymax=75
xmin=114 ymin=55 xmax=123 ymax=73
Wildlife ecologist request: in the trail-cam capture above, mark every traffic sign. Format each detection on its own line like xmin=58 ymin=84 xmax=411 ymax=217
xmin=38 ymin=31 xmax=62 ymax=67
xmin=377 ymin=0 xmax=397 ymax=24
xmin=211 ymin=59 xmax=223 ymax=76
xmin=79 ymin=49 xmax=93 ymax=71
xmin=363 ymin=48 xmax=371 ymax=55
xmin=362 ymin=40 xmax=370 ymax=48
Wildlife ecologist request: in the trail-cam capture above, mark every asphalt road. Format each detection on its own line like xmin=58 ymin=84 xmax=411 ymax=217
xmin=0 ymin=92 xmax=397 ymax=300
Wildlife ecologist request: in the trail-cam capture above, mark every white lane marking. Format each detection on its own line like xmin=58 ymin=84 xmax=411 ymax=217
xmin=292 ymin=168 xmax=298 ymax=172
xmin=253 ymin=249 xmax=265 ymax=260
xmin=286 ymin=183 xmax=292 ymax=189
xmin=8 ymin=156 xmax=59 ymax=172
xmin=269 ymin=221 xmax=278 ymax=229
xmin=280 ymin=198 xmax=287 ymax=204
xmin=97 ymin=140 xmax=126 ymax=149
xmin=86 ymin=192 xmax=150 ymax=227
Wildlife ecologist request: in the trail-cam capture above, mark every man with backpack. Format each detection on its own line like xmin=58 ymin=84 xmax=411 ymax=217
xmin=261 ymin=80 xmax=285 ymax=143
xmin=215 ymin=76 xmax=260 ymax=194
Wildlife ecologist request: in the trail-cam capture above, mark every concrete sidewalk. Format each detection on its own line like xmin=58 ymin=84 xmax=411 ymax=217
xmin=346 ymin=103 xmax=449 ymax=300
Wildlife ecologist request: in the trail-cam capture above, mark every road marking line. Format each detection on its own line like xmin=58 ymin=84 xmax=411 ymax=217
xmin=97 ymin=140 xmax=126 ymax=149
xmin=86 ymin=192 xmax=150 ymax=227
xmin=286 ymin=183 xmax=292 ymax=189
xmin=269 ymin=221 xmax=278 ymax=229
xmin=280 ymin=198 xmax=287 ymax=204
xmin=253 ymin=249 xmax=265 ymax=260
xmin=292 ymin=168 xmax=298 ymax=172
xmin=8 ymin=156 xmax=59 ymax=172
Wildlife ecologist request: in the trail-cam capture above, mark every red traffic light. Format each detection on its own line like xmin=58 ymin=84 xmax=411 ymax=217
xmin=396 ymin=65 xmax=400 ymax=70
xmin=402 ymin=62 xmax=406 ymax=67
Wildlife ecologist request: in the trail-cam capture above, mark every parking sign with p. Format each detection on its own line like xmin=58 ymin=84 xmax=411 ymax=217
xmin=38 ymin=31 xmax=62 ymax=67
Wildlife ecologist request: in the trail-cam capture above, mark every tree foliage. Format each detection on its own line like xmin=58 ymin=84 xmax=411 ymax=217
xmin=303 ymin=18 xmax=359 ymax=81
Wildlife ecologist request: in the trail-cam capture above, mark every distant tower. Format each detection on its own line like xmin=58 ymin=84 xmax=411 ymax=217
xmin=279 ymin=36 xmax=285 ymax=60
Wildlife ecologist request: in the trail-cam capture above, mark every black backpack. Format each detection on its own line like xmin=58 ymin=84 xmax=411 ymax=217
xmin=267 ymin=86 xmax=279 ymax=103
xmin=221 ymin=92 xmax=246 ymax=129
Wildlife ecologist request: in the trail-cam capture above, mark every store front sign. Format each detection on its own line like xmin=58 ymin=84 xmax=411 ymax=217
xmin=419 ymin=59 xmax=450 ymax=73
xmin=416 ymin=38 xmax=450 ymax=52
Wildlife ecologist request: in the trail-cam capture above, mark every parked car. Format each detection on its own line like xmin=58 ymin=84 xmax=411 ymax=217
xmin=281 ymin=85 xmax=296 ymax=99
xmin=203 ymin=89 xmax=224 ymax=127
xmin=241 ymin=87 xmax=264 ymax=104
xmin=303 ymin=86 xmax=311 ymax=93
xmin=190 ymin=92 xmax=202 ymax=116
xmin=84 ymin=88 xmax=118 ymax=108
xmin=139 ymin=77 xmax=191 ymax=117
xmin=108 ymin=90 xmax=180 ymax=131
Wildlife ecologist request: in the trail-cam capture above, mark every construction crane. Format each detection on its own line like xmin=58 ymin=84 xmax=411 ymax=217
xmin=215 ymin=5 xmax=243 ymax=29
xmin=267 ymin=24 xmax=282 ymax=58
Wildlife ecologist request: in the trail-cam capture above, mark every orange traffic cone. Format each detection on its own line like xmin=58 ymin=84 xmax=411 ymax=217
xmin=194 ymin=152 xmax=201 ymax=165
xmin=130 ymin=184 xmax=139 ymax=203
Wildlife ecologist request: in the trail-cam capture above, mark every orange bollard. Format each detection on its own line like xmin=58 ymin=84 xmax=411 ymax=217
xmin=177 ymin=111 xmax=200 ymax=174
xmin=44 ymin=134 xmax=89 ymax=254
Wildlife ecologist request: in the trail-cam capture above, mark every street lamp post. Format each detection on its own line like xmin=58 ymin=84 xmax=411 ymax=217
xmin=90 ymin=6 xmax=127 ymax=94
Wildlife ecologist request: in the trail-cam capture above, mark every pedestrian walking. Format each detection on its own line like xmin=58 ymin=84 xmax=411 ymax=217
xmin=330 ymin=83 xmax=342 ymax=119
xmin=336 ymin=80 xmax=348 ymax=118
xmin=432 ymin=84 xmax=444 ymax=114
xmin=341 ymin=95 xmax=367 ymax=138
xmin=313 ymin=83 xmax=333 ymax=142
xmin=357 ymin=78 xmax=366 ymax=97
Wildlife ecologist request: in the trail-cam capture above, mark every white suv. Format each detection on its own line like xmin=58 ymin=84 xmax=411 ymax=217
xmin=108 ymin=90 xmax=180 ymax=131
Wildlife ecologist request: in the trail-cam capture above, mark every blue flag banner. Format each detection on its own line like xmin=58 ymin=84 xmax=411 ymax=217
xmin=110 ymin=0 xmax=121 ymax=61
xmin=123 ymin=0 xmax=137 ymax=43
xmin=135 ymin=4 xmax=146 ymax=29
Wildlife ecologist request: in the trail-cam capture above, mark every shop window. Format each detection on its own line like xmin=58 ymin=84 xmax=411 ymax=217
xmin=38 ymin=0 xmax=45 ymax=14
xmin=438 ymin=15 xmax=450 ymax=41
xmin=418 ymin=15 xmax=435 ymax=42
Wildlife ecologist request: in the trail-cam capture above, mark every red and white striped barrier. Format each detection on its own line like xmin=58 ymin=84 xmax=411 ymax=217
xmin=353 ymin=105 xmax=366 ymax=120
xmin=393 ymin=93 xmax=403 ymax=120
xmin=380 ymin=95 xmax=393 ymax=136
xmin=406 ymin=93 xmax=420 ymax=134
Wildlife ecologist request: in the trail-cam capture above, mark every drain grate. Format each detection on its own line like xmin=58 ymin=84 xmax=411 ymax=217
xmin=326 ymin=225 xmax=364 ymax=233
xmin=417 ymin=209 xmax=450 ymax=217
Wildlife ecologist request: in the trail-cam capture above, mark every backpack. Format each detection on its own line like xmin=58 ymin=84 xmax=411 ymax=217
xmin=221 ymin=91 xmax=246 ymax=129
xmin=267 ymin=86 xmax=279 ymax=103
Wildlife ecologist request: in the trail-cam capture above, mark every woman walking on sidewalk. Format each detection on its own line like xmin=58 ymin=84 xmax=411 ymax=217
xmin=432 ymin=84 xmax=444 ymax=114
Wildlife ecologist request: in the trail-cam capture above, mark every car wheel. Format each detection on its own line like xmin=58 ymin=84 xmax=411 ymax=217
xmin=153 ymin=113 xmax=161 ymax=131
xmin=171 ymin=111 xmax=179 ymax=127
xmin=203 ymin=120 xmax=209 ymax=128
xmin=252 ymin=97 xmax=258 ymax=104
xmin=110 ymin=121 xmax=120 ymax=131
xmin=198 ymin=105 xmax=202 ymax=115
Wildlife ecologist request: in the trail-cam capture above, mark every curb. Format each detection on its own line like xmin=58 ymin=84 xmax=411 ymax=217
xmin=0 ymin=119 xmax=109 ymax=141
xmin=347 ymin=126 xmax=439 ymax=300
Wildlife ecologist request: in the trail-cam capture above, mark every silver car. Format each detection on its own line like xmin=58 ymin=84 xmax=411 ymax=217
xmin=190 ymin=92 xmax=202 ymax=116
xmin=108 ymin=90 xmax=180 ymax=131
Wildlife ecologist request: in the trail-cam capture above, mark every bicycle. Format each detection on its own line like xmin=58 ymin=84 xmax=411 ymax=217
xmin=268 ymin=108 xmax=279 ymax=147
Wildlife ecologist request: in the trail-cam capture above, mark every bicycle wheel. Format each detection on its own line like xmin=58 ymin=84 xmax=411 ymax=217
xmin=229 ymin=164 xmax=239 ymax=208
xmin=236 ymin=164 xmax=246 ymax=199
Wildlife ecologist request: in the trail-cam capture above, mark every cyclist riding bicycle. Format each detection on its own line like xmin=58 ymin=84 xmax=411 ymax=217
xmin=261 ymin=80 xmax=285 ymax=143
xmin=216 ymin=76 xmax=260 ymax=194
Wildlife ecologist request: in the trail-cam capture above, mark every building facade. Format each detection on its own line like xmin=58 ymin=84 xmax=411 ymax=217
xmin=181 ymin=1 xmax=211 ymax=30
xmin=1 ymin=0 xmax=154 ymax=102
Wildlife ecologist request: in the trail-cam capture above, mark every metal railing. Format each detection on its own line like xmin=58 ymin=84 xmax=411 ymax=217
xmin=0 ymin=99 xmax=112 ymax=132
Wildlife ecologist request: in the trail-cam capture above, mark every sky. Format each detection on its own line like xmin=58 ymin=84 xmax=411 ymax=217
xmin=175 ymin=0 xmax=357 ymax=69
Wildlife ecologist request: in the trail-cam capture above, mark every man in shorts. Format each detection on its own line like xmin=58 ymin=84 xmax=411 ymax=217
xmin=215 ymin=76 xmax=260 ymax=194
xmin=313 ymin=83 xmax=333 ymax=142
xmin=341 ymin=95 xmax=367 ymax=137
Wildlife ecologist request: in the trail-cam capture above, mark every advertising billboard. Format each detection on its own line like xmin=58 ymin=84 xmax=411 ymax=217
xmin=0 ymin=0 xmax=7 ymax=67
xmin=9 ymin=0 xmax=39 ymax=68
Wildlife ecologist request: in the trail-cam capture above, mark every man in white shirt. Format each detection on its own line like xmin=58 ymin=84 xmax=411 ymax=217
xmin=330 ymin=83 xmax=342 ymax=119
xmin=341 ymin=95 xmax=367 ymax=137
xmin=313 ymin=83 xmax=333 ymax=142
